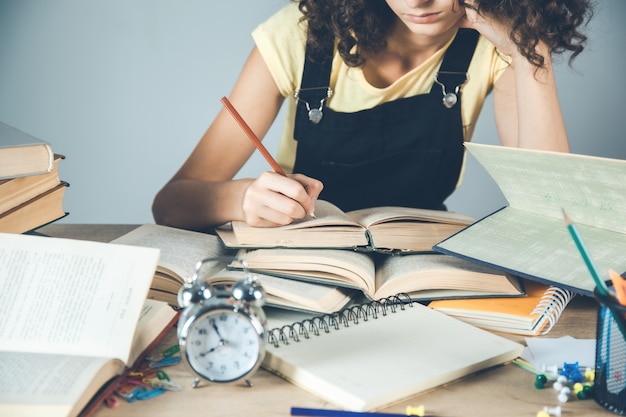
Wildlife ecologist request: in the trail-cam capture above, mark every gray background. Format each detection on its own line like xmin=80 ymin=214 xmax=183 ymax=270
xmin=0 ymin=0 xmax=624 ymax=224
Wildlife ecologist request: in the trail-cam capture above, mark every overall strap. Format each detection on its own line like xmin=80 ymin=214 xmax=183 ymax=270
xmin=296 ymin=28 xmax=335 ymax=106
xmin=431 ymin=29 xmax=480 ymax=106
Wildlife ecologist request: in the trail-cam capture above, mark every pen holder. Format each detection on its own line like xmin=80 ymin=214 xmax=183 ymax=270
xmin=594 ymin=283 xmax=626 ymax=415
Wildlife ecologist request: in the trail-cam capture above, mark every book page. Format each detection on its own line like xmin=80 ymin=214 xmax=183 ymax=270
xmin=232 ymin=200 xmax=362 ymax=232
xmin=0 ymin=352 xmax=120 ymax=417
xmin=436 ymin=207 xmax=626 ymax=296
xmin=236 ymin=248 xmax=376 ymax=297
xmin=207 ymin=269 xmax=352 ymax=314
xmin=111 ymin=224 xmax=231 ymax=284
xmin=373 ymin=253 xmax=521 ymax=300
xmin=127 ymin=300 xmax=177 ymax=366
xmin=347 ymin=206 xmax=475 ymax=228
xmin=224 ymin=200 xmax=369 ymax=249
xmin=465 ymin=143 xmax=626 ymax=233
xmin=268 ymin=200 xmax=362 ymax=229
xmin=263 ymin=302 xmax=523 ymax=411
xmin=0 ymin=233 xmax=159 ymax=363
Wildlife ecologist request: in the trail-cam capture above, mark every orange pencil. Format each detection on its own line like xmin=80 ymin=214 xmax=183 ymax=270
xmin=220 ymin=96 xmax=286 ymax=176
xmin=610 ymin=269 xmax=626 ymax=306
xmin=220 ymin=96 xmax=315 ymax=217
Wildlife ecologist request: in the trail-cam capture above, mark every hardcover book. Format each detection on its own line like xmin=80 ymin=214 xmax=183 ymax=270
xmin=435 ymin=143 xmax=626 ymax=296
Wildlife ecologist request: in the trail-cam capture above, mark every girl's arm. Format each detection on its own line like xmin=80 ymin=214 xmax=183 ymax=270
xmin=152 ymin=47 xmax=322 ymax=231
xmin=461 ymin=8 xmax=570 ymax=152
xmin=492 ymin=46 xmax=569 ymax=151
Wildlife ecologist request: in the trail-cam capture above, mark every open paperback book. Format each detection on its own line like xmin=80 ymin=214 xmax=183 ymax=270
xmin=216 ymin=199 xmax=475 ymax=253
xmin=434 ymin=143 xmax=626 ymax=297
xmin=111 ymin=224 xmax=353 ymax=313
xmin=263 ymin=297 xmax=524 ymax=411
xmin=230 ymin=248 xmax=524 ymax=301
xmin=0 ymin=232 xmax=178 ymax=417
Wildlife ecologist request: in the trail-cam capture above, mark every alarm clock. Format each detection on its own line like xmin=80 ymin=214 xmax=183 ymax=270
xmin=177 ymin=257 xmax=266 ymax=388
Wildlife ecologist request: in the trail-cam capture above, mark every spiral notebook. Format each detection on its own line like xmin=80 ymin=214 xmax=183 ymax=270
xmin=263 ymin=297 xmax=523 ymax=412
xmin=428 ymin=280 xmax=575 ymax=336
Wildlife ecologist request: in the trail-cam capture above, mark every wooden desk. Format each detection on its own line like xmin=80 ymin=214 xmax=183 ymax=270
xmin=39 ymin=224 xmax=615 ymax=417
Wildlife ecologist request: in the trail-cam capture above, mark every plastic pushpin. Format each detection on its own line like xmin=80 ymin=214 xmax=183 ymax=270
xmin=543 ymin=364 xmax=559 ymax=375
xmin=553 ymin=375 xmax=567 ymax=391
xmin=406 ymin=405 xmax=425 ymax=416
xmin=543 ymin=405 xmax=562 ymax=417
xmin=577 ymin=384 xmax=593 ymax=400
xmin=536 ymin=411 xmax=550 ymax=417
xmin=573 ymin=382 xmax=584 ymax=394
xmin=535 ymin=374 xmax=549 ymax=389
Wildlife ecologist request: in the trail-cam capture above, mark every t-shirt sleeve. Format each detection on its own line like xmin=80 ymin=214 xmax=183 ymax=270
xmin=251 ymin=3 xmax=308 ymax=98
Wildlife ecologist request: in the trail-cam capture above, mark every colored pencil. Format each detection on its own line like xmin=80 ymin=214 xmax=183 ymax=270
xmin=220 ymin=96 xmax=286 ymax=176
xmin=610 ymin=269 xmax=626 ymax=306
xmin=291 ymin=406 xmax=429 ymax=417
xmin=221 ymin=96 xmax=317 ymax=218
xmin=562 ymin=209 xmax=609 ymax=297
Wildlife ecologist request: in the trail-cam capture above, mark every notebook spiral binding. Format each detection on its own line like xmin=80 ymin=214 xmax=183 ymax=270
xmin=267 ymin=293 xmax=413 ymax=348
xmin=532 ymin=286 xmax=575 ymax=335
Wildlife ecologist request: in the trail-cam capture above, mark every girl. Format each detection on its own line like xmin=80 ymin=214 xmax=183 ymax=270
xmin=152 ymin=0 xmax=592 ymax=231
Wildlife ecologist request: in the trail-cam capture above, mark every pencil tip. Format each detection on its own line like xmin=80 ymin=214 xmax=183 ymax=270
xmin=562 ymin=208 xmax=571 ymax=225
xmin=309 ymin=212 xmax=316 ymax=219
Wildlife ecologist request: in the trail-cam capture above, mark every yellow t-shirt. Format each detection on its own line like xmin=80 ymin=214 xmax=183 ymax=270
xmin=252 ymin=3 xmax=509 ymax=174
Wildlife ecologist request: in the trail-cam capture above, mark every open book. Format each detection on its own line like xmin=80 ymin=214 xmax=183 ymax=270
xmin=263 ymin=298 xmax=523 ymax=411
xmin=0 ymin=232 xmax=177 ymax=417
xmin=435 ymin=143 xmax=626 ymax=297
xmin=231 ymin=248 xmax=524 ymax=301
xmin=216 ymin=200 xmax=475 ymax=253
xmin=111 ymin=224 xmax=353 ymax=313
xmin=111 ymin=224 xmax=233 ymax=305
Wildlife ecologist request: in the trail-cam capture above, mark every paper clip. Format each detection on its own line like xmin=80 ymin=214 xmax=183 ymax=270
xmin=150 ymin=379 xmax=183 ymax=392
xmin=156 ymin=369 xmax=171 ymax=381
xmin=104 ymin=394 xmax=119 ymax=409
xmin=119 ymin=387 xmax=142 ymax=402
xmin=136 ymin=386 xmax=167 ymax=401
xmin=123 ymin=378 xmax=146 ymax=386
xmin=125 ymin=386 xmax=167 ymax=402
xmin=162 ymin=344 xmax=180 ymax=357
xmin=149 ymin=355 xmax=182 ymax=368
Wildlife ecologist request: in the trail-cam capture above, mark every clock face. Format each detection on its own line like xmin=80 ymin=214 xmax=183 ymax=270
xmin=182 ymin=308 xmax=264 ymax=383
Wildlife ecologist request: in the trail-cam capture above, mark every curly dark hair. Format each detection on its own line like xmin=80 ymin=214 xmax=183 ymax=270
xmin=296 ymin=0 xmax=594 ymax=69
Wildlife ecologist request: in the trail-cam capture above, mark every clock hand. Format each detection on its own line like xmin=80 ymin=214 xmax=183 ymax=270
xmin=212 ymin=323 xmax=225 ymax=341
xmin=198 ymin=323 xmax=230 ymax=357
xmin=199 ymin=339 xmax=225 ymax=357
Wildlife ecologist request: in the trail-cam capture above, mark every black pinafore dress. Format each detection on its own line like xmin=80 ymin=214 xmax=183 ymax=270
xmin=292 ymin=29 xmax=479 ymax=212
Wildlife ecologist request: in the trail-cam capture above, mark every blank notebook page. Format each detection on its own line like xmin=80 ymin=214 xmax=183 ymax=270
xmin=263 ymin=302 xmax=523 ymax=411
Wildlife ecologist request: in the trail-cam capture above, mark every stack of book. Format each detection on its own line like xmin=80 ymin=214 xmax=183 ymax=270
xmin=110 ymin=221 xmax=525 ymax=315
xmin=214 ymin=200 xmax=526 ymax=310
xmin=0 ymin=122 xmax=69 ymax=233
